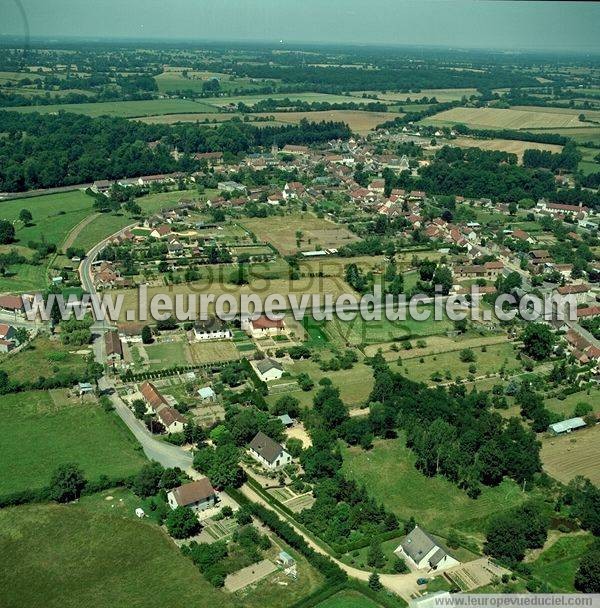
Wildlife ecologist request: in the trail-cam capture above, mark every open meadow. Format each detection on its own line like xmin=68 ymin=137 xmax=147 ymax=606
xmin=0 ymin=390 xmax=147 ymax=496
xmin=342 ymin=435 xmax=533 ymax=542
xmin=540 ymin=425 xmax=600 ymax=486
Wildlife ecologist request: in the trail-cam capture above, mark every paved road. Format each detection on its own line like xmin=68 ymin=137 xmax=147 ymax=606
xmin=99 ymin=377 xmax=193 ymax=470
xmin=239 ymin=483 xmax=424 ymax=601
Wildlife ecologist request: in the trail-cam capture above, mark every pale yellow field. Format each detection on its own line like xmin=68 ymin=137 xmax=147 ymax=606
xmin=111 ymin=276 xmax=355 ymax=321
xmin=453 ymin=137 xmax=563 ymax=161
xmin=351 ymin=88 xmax=479 ymax=102
xmin=241 ymin=214 xmax=360 ymax=255
xmin=541 ymin=426 xmax=600 ymax=486
xmin=136 ymin=109 xmax=398 ymax=134
xmin=422 ymin=107 xmax=591 ymax=130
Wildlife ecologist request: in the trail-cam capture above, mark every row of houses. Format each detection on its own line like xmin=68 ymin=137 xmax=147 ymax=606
xmin=139 ymin=381 xmax=186 ymax=434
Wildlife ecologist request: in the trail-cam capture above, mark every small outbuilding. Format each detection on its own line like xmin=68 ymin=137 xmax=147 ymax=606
xmin=198 ymin=386 xmax=216 ymax=402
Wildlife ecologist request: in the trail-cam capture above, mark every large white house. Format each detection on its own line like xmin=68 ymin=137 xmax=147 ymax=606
xmin=242 ymin=315 xmax=285 ymax=338
xmin=248 ymin=432 xmax=292 ymax=471
xmin=167 ymin=477 xmax=217 ymax=511
xmin=193 ymin=317 xmax=232 ymax=341
xmin=395 ymin=526 xmax=459 ymax=572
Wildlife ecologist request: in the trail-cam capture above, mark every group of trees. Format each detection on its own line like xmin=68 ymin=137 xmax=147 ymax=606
xmin=0 ymin=111 xmax=350 ymax=192
xmin=523 ymin=142 xmax=582 ymax=172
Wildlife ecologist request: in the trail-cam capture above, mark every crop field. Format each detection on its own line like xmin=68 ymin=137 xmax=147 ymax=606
xmin=241 ymin=214 xmax=360 ymax=255
xmin=421 ymin=107 xmax=590 ymax=130
xmin=0 ymin=390 xmax=146 ymax=496
xmin=252 ymin=110 xmax=401 ymax=134
xmin=531 ymin=126 xmax=600 ymax=144
xmin=530 ymin=533 xmax=594 ymax=592
xmin=200 ymin=92 xmax=369 ymax=107
xmin=452 ymin=137 xmax=563 ymax=161
xmin=3 ymin=98 xmax=218 ymax=117
xmin=113 ymin=275 xmax=355 ymax=321
xmin=342 ymin=435 xmax=533 ymax=540
xmin=541 ymin=425 xmax=600 ymax=486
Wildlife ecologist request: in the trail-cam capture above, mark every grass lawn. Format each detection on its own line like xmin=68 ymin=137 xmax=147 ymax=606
xmin=342 ymin=435 xmax=533 ymax=542
xmin=0 ymin=190 xmax=93 ymax=247
xmin=542 ymin=387 xmax=600 ymax=419
xmin=0 ymin=390 xmax=147 ymax=495
xmin=530 ymin=533 xmax=593 ymax=592
xmin=399 ymin=342 xmax=522 ymax=384
xmin=143 ymin=341 xmax=191 ymax=370
xmin=0 ymin=500 xmax=237 ymax=608
xmin=70 ymin=212 xmax=136 ymax=253
xmin=0 ymin=336 xmax=88 ymax=383
xmin=188 ymin=339 xmax=242 ymax=364
xmin=316 ymin=590 xmax=382 ymax=608
xmin=0 ymin=263 xmax=48 ymax=293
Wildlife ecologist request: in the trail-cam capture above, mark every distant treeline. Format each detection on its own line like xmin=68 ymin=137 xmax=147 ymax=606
xmin=236 ymin=98 xmax=388 ymax=113
xmin=228 ymin=64 xmax=540 ymax=92
xmin=0 ymin=111 xmax=350 ymax=192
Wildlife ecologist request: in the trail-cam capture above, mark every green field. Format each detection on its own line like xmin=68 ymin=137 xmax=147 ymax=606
xmin=530 ymin=534 xmax=593 ymax=592
xmin=0 ymin=336 xmax=88 ymax=383
xmin=0 ymin=390 xmax=147 ymax=495
xmin=317 ymin=590 xmax=382 ymax=608
xmin=3 ymin=98 xmax=218 ymax=118
xmin=1 ymin=190 xmax=93 ymax=246
xmin=0 ymin=263 xmax=47 ymax=293
xmin=342 ymin=435 xmax=533 ymax=541
xmin=0 ymin=500 xmax=237 ymax=608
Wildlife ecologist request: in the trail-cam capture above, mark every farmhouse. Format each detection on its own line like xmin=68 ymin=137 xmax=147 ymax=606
xmin=394 ymin=526 xmax=459 ymax=572
xmin=248 ymin=431 xmax=292 ymax=470
xmin=0 ymin=295 xmax=25 ymax=314
xmin=104 ymin=330 xmax=123 ymax=363
xmin=0 ymin=323 xmax=16 ymax=342
xmin=253 ymin=358 xmax=284 ymax=382
xmin=243 ymin=315 xmax=286 ymax=338
xmin=282 ymin=181 xmax=305 ymax=200
xmin=167 ymin=477 xmax=217 ymax=511
xmin=548 ymin=417 xmax=587 ymax=436
xmin=453 ymin=261 xmax=504 ymax=280
xmin=557 ymin=283 xmax=591 ymax=304
xmin=91 ymin=179 xmax=111 ymax=194
xmin=529 ymin=249 xmax=552 ymax=266
xmin=193 ymin=317 xmax=232 ymax=341
xmin=139 ymin=381 xmax=185 ymax=434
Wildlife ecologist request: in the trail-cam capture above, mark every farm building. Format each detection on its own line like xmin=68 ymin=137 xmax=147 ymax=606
xmin=167 ymin=477 xmax=217 ymax=511
xmin=253 ymin=358 xmax=284 ymax=382
xmin=77 ymin=382 xmax=94 ymax=396
xmin=248 ymin=431 xmax=292 ymax=471
xmin=277 ymin=414 xmax=295 ymax=427
xmin=104 ymin=330 xmax=123 ymax=364
xmin=139 ymin=381 xmax=185 ymax=434
xmin=548 ymin=417 xmax=587 ymax=436
xmin=395 ymin=526 xmax=459 ymax=572
xmin=0 ymin=295 xmax=25 ymax=314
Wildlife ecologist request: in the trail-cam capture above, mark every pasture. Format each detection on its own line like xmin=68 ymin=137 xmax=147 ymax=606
xmin=240 ymin=214 xmax=360 ymax=255
xmin=421 ymin=107 xmax=590 ymax=130
xmin=540 ymin=425 xmax=600 ymax=486
xmin=350 ymin=88 xmax=479 ymax=102
xmin=452 ymin=137 xmax=563 ymax=161
xmin=0 ymin=390 xmax=146 ymax=496
xmin=341 ymin=435 xmax=533 ymax=541
xmin=3 ymin=98 xmax=218 ymax=118
xmin=316 ymin=590 xmax=382 ymax=608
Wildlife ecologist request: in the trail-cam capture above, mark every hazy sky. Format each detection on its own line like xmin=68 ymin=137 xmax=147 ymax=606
xmin=2 ymin=0 xmax=599 ymax=53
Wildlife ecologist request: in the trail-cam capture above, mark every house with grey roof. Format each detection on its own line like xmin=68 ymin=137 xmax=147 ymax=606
xmin=252 ymin=358 xmax=284 ymax=382
xmin=394 ymin=526 xmax=459 ymax=572
xmin=248 ymin=431 xmax=292 ymax=471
